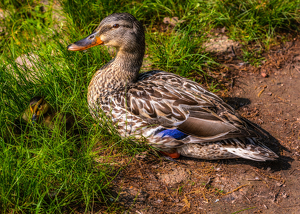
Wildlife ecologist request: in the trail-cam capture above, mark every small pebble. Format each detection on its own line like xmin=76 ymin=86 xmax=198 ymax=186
xmin=261 ymin=72 xmax=268 ymax=78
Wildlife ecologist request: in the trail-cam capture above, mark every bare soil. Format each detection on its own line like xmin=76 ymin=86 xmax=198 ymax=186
xmin=110 ymin=38 xmax=300 ymax=214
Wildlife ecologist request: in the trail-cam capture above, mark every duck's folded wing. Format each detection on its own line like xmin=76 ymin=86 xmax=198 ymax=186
xmin=127 ymin=81 xmax=263 ymax=143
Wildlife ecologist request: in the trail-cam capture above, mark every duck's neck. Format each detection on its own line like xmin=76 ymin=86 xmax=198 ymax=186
xmin=88 ymin=46 xmax=145 ymax=104
xmin=110 ymin=47 xmax=144 ymax=84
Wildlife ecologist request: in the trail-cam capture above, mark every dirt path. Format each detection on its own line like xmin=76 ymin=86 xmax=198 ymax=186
xmin=109 ymin=39 xmax=300 ymax=214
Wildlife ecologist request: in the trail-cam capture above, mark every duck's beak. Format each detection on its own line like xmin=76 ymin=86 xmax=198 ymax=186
xmin=67 ymin=32 xmax=104 ymax=51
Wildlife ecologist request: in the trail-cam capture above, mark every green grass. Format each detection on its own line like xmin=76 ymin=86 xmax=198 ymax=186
xmin=0 ymin=0 xmax=54 ymax=56
xmin=146 ymin=24 xmax=213 ymax=77
xmin=0 ymin=0 xmax=299 ymax=212
xmin=0 ymin=28 xmax=147 ymax=212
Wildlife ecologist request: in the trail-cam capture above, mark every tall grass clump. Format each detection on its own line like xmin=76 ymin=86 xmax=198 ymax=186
xmin=146 ymin=24 xmax=214 ymax=79
xmin=0 ymin=27 xmax=147 ymax=212
xmin=62 ymin=0 xmax=300 ymax=42
xmin=61 ymin=0 xmax=198 ymax=33
xmin=205 ymin=0 xmax=300 ymax=42
xmin=0 ymin=0 xmax=54 ymax=55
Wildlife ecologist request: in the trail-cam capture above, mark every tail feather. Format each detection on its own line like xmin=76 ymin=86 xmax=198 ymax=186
xmin=224 ymin=137 xmax=278 ymax=161
xmin=225 ymin=147 xmax=278 ymax=161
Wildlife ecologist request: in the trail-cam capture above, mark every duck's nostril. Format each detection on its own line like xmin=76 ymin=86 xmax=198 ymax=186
xmin=89 ymin=35 xmax=95 ymax=39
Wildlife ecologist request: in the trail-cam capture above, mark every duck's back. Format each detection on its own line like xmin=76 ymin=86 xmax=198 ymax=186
xmin=122 ymin=70 xmax=278 ymax=161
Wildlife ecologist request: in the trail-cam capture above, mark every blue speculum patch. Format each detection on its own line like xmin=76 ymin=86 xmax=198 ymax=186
xmin=157 ymin=128 xmax=188 ymax=140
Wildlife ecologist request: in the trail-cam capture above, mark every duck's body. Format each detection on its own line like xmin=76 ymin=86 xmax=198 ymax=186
xmin=68 ymin=13 xmax=278 ymax=161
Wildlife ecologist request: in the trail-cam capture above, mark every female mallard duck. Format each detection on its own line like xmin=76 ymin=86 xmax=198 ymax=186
xmin=68 ymin=13 xmax=278 ymax=161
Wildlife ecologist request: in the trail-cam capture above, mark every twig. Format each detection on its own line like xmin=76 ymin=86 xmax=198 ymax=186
xmin=273 ymin=192 xmax=279 ymax=203
xmin=232 ymin=207 xmax=256 ymax=214
xmin=202 ymin=191 xmax=208 ymax=203
xmin=224 ymin=184 xmax=249 ymax=195
xmin=181 ymin=194 xmax=191 ymax=212
xmin=258 ymin=85 xmax=267 ymax=97
xmin=240 ymin=191 xmax=251 ymax=203
xmin=204 ymin=177 xmax=213 ymax=188
xmin=231 ymin=45 xmax=236 ymax=57
xmin=246 ymin=178 xmax=261 ymax=181
xmin=252 ymin=169 xmax=268 ymax=184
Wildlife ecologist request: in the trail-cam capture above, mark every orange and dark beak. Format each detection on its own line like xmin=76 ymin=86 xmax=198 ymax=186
xmin=67 ymin=32 xmax=104 ymax=51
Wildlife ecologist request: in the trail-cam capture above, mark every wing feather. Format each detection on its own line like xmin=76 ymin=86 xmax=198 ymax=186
xmin=115 ymin=70 xmax=274 ymax=146
xmin=125 ymin=71 xmax=264 ymax=143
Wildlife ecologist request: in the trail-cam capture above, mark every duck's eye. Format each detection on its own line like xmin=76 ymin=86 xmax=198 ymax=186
xmin=112 ymin=24 xmax=119 ymax=28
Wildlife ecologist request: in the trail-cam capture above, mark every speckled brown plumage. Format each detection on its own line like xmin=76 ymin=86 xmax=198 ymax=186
xmin=68 ymin=13 xmax=278 ymax=161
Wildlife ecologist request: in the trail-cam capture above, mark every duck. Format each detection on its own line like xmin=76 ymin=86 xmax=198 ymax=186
xmin=22 ymin=96 xmax=78 ymax=133
xmin=67 ymin=13 xmax=278 ymax=161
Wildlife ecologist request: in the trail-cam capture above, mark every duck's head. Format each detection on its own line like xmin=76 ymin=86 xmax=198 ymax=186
xmin=67 ymin=13 xmax=145 ymax=53
xmin=29 ymin=96 xmax=50 ymax=122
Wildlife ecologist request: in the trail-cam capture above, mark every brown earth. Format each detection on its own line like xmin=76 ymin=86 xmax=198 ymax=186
xmin=108 ymin=38 xmax=300 ymax=214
